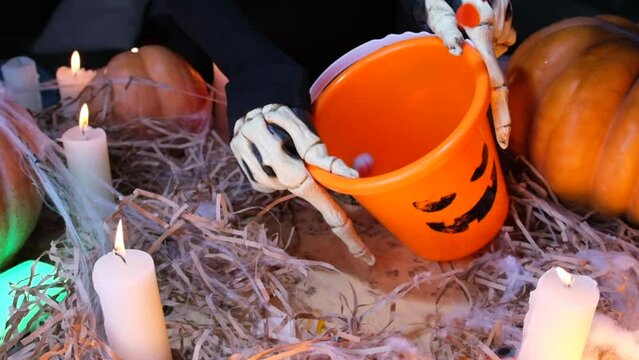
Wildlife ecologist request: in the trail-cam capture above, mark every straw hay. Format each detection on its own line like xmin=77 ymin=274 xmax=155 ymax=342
xmin=1 ymin=78 xmax=637 ymax=359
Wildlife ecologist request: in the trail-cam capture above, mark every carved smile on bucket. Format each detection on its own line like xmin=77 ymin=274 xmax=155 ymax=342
xmin=412 ymin=143 xmax=498 ymax=234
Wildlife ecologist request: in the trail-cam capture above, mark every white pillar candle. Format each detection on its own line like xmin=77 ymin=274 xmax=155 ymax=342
xmin=519 ymin=267 xmax=600 ymax=360
xmin=1 ymin=56 xmax=43 ymax=111
xmin=60 ymin=104 xmax=114 ymax=218
xmin=92 ymin=220 xmax=172 ymax=360
xmin=56 ymin=51 xmax=96 ymax=100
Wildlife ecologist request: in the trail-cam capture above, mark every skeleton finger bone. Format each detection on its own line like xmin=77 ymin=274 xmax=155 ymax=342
xmin=262 ymin=105 xmax=359 ymax=178
xmin=464 ymin=24 xmax=511 ymax=149
xmin=233 ymin=116 xmax=245 ymax=136
xmin=500 ymin=27 xmax=516 ymax=50
xmin=489 ymin=0 xmax=516 ymax=57
xmin=491 ymin=86 xmax=511 ymax=148
xmin=260 ymin=104 xmax=321 ymax=158
xmin=231 ymin=115 xmax=271 ymax=192
xmin=289 ymin=175 xmax=375 ymax=265
xmin=426 ymin=0 xmax=464 ymax=55
xmin=230 ymin=132 xmax=286 ymax=193
xmin=304 ymin=144 xmax=359 ymax=178
xmin=240 ymin=114 xmax=309 ymax=188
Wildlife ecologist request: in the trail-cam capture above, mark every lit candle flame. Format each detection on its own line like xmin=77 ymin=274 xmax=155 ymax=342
xmin=131 ymin=47 xmax=139 ymax=53
xmin=70 ymin=50 xmax=81 ymax=75
xmin=556 ymin=267 xmax=575 ymax=287
xmin=114 ymin=219 xmax=126 ymax=258
xmin=79 ymin=103 xmax=89 ymax=134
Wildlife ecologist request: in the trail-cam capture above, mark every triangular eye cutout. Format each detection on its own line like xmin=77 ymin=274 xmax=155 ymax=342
xmin=456 ymin=3 xmax=481 ymax=28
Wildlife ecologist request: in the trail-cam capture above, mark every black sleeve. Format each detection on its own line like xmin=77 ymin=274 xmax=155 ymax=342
xmin=165 ymin=0 xmax=311 ymax=131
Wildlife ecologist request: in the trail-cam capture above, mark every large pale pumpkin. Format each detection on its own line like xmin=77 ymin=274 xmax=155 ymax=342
xmin=101 ymin=45 xmax=211 ymax=132
xmin=507 ymin=15 xmax=639 ymax=222
xmin=0 ymin=101 xmax=42 ymax=269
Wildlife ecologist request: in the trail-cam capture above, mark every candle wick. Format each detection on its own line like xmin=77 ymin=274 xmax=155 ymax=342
xmin=114 ymin=251 xmax=127 ymax=264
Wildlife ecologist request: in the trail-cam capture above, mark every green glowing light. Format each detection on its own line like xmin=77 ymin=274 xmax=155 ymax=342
xmin=0 ymin=260 xmax=66 ymax=341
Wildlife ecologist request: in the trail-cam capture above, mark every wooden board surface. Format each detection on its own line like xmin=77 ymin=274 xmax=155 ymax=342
xmin=289 ymin=200 xmax=471 ymax=350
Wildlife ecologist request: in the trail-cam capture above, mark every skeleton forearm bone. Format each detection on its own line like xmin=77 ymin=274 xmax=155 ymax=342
xmin=230 ymin=105 xmax=375 ymax=265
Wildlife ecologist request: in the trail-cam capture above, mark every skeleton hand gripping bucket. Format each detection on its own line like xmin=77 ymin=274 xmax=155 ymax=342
xmin=309 ymin=34 xmax=509 ymax=261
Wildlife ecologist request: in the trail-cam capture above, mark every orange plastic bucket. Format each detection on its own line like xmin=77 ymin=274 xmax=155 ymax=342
xmin=309 ymin=36 xmax=509 ymax=261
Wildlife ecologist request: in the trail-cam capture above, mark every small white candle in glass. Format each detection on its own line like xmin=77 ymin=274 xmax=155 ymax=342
xmin=56 ymin=51 xmax=96 ymax=100
xmin=92 ymin=220 xmax=172 ymax=360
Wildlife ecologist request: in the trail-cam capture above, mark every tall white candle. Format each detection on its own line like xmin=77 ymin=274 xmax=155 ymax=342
xmin=56 ymin=51 xmax=96 ymax=100
xmin=61 ymin=104 xmax=114 ymax=218
xmin=1 ymin=56 xmax=43 ymax=111
xmin=519 ymin=267 xmax=600 ymax=360
xmin=92 ymin=220 xmax=172 ymax=360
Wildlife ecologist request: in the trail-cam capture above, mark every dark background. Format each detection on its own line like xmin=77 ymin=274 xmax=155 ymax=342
xmin=1 ymin=0 xmax=638 ymax=86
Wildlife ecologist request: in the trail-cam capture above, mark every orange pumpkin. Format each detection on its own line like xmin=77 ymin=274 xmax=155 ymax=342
xmin=507 ymin=15 xmax=639 ymax=222
xmin=99 ymin=45 xmax=212 ymax=132
xmin=0 ymin=100 xmax=42 ymax=268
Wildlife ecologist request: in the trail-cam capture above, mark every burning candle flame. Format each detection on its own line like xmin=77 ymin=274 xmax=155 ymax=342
xmin=71 ymin=50 xmax=80 ymax=75
xmin=79 ymin=103 xmax=89 ymax=134
xmin=114 ymin=219 xmax=126 ymax=257
xmin=556 ymin=267 xmax=575 ymax=287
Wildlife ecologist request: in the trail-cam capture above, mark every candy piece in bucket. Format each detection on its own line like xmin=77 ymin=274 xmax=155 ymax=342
xmin=353 ymin=153 xmax=374 ymax=177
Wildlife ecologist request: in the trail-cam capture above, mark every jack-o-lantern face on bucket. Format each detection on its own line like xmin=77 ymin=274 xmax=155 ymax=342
xmin=412 ymin=143 xmax=498 ymax=233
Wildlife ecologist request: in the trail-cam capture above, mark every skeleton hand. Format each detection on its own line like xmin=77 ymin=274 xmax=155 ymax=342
xmin=426 ymin=0 xmax=515 ymax=149
xmin=230 ymin=104 xmax=375 ymax=265
xmin=486 ymin=0 xmax=516 ymax=58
